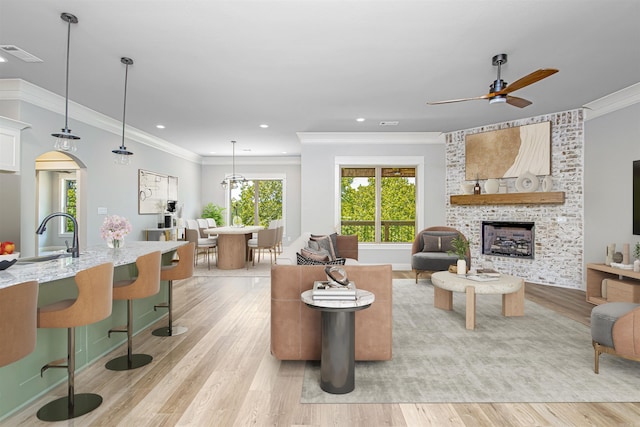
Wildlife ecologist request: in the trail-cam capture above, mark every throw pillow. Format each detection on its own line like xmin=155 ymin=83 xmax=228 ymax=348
xmin=422 ymin=233 xmax=457 ymax=252
xmin=309 ymin=235 xmax=336 ymax=260
xmin=296 ymin=253 xmax=346 ymax=265
xmin=312 ymin=232 xmax=339 ymax=258
xmin=301 ymin=247 xmax=330 ymax=262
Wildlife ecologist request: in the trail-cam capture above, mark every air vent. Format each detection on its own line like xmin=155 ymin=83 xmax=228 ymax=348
xmin=379 ymin=121 xmax=399 ymax=126
xmin=0 ymin=45 xmax=43 ymax=62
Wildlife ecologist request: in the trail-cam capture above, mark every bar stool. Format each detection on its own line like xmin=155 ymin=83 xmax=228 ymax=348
xmin=152 ymin=242 xmax=194 ymax=336
xmin=106 ymin=251 xmax=161 ymax=371
xmin=36 ymin=262 xmax=114 ymax=422
xmin=0 ymin=280 xmax=38 ymax=367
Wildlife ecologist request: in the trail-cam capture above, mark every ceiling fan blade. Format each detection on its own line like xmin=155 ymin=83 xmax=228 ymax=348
xmin=427 ymin=94 xmax=490 ymax=105
xmin=506 ymin=95 xmax=532 ymax=108
xmin=497 ymin=68 xmax=559 ymax=94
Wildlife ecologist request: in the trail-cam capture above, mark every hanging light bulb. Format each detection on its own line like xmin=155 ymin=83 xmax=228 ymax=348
xmin=113 ymin=57 xmax=134 ymax=165
xmin=52 ymin=12 xmax=80 ymax=152
xmin=220 ymin=140 xmax=247 ymax=189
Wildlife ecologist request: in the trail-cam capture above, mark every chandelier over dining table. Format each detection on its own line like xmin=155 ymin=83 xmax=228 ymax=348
xmin=220 ymin=140 xmax=247 ymax=189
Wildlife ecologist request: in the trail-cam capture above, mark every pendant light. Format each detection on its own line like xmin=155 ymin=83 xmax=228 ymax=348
xmin=220 ymin=140 xmax=247 ymax=189
xmin=52 ymin=12 xmax=80 ymax=152
xmin=112 ymin=57 xmax=134 ymax=165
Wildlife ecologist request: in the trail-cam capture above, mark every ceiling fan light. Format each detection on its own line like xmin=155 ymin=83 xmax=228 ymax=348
xmin=489 ymin=96 xmax=507 ymax=105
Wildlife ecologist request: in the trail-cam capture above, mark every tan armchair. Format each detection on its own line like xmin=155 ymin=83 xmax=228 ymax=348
xmin=591 ymin=302 xmax=640 ymax=373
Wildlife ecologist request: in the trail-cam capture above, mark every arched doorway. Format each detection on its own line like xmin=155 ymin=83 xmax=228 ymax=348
xmin=35 ymin=151 xmax=87 ymax=256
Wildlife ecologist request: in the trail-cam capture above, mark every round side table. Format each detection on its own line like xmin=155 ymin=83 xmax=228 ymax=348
xmin=301 ymin=289 xmax=374 ymax=394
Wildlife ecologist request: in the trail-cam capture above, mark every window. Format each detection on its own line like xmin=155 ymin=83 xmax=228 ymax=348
xmin=230 ymin=179 xmax=283 ymax=227
xmin=340 ymin=166 xmax=416 ymax=243
xmin=60 ymin=178 xmax=77 ymax=233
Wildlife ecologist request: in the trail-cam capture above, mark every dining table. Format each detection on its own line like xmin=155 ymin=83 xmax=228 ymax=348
xmin=204 ymin=225 xmax=264 ymax=269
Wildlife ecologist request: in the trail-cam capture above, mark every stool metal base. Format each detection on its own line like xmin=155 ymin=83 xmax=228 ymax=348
xmin=105 ymin=354 xmax=152 ymax=371
xmin=37 ymin=393 xmax=102 ymax=421
xmin=152 ymin=325 xmax=188 ymax=337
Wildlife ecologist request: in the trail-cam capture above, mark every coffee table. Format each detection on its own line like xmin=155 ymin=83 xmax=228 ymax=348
xmin=430 ymin=271 xmax=524 ymax=330
xmin=301 ymin=289 xmax=374 ymax=394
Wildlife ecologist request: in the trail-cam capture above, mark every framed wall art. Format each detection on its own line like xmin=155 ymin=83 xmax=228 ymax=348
xmin=138 ymin=169 xmax=178 ymax=214
xmin=465 ymin=121 xmax=551 ymax=180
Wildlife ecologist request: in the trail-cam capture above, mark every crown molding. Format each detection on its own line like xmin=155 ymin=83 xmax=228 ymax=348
xmin=297 ymin=131 xmax=443 ymax=144
xmin=202 ymin=156 xmax=301 ymax=166
xmin=583 ymin=82 xmax=640 ymax=121
xmin=0 ymin=115 xmax=30 ymax=130
xmin=0 ymin=78 xmax=202 ymax=164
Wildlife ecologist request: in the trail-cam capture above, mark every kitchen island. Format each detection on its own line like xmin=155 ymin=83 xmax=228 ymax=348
xmin=0 ymin=241 xmax=185 ymax=421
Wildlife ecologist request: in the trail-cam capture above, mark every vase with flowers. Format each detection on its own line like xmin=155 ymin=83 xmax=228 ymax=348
xmin=101 ymin=215 xmax=132 ymax=249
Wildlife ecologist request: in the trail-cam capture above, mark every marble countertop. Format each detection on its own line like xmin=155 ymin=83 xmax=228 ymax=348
xmin=0 ymin=240 xmax=186 ymax=289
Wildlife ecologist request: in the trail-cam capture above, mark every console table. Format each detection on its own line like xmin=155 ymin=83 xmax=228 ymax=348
xmin=586 ymin=263 xmax=640 ymax=305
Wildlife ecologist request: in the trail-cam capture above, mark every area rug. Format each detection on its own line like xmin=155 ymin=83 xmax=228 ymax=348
xmin=301 ymin=279 xmax=640 ymax=403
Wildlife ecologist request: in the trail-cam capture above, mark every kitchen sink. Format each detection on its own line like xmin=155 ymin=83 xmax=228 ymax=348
xmin=16 ymin=253 xmax=72 ymax=264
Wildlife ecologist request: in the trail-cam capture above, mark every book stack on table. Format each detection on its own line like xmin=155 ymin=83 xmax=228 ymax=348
xmin=312 ymin=281 xmax=357 ymax=300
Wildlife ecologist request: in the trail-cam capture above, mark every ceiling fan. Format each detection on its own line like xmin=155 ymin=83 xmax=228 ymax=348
xmin=427 ymin=53 xmax=558 ymax=108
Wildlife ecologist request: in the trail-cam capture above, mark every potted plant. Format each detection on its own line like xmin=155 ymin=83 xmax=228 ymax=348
xmin=448 ymin=235 xmax=470 ymax=275
xmin=634 ymin=242 xmax=640 ymax=272
xmin=202 ymin=203 xmax=225 ymax=226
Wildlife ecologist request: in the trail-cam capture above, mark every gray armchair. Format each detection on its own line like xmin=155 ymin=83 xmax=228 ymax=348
xmin=411 ymin=226 xmax=470 ymax=283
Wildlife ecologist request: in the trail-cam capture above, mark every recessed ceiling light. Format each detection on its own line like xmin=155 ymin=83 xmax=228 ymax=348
xmin=0 ymin=56 xmax=6 ymax=63
xmin=356 ymin=117 xmax=366 ymax=122
xmin=156 ymin=124 xmax=165 ymax=129
xmin=259 ymin=124 xmax=269 ymax=128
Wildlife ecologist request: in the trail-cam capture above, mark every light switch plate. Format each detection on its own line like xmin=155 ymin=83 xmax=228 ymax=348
xmin=98 ymin=207 xmax=108 ymax=215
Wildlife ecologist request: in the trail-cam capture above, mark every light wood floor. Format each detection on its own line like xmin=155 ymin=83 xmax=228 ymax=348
xmin=5 ymin=271 xmax=640 ymax=426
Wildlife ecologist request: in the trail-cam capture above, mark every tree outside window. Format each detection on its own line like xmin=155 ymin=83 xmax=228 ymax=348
xmin=63 ymin=179 xmax=77 ymax=233
xmin=230 ymin=179 xmax=283 ymax=227
xmin=341 ymin=167 xmax=416 ymax=243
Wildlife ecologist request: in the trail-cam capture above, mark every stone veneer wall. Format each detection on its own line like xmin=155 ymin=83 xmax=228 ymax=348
xmin=446 ymin=109 xmax=584 ymax=289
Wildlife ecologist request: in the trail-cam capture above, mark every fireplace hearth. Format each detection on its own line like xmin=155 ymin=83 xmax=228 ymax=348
xmin=482 ymin=221 xmax=535 ymax=259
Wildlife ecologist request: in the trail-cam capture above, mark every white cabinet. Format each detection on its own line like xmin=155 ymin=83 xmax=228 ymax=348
xmin=0 ymin=116 xmax=31 ymax=172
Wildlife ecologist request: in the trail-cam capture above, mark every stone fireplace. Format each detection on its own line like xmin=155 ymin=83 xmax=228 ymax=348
xmin=445 ymin=109 xmax=584 ymax=289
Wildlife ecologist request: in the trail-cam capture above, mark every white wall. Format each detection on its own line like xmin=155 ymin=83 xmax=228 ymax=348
xmin=584 ymin=102 xmax=640 ymax=265
xmin=300 ymin=140 xmax=446 ymax=267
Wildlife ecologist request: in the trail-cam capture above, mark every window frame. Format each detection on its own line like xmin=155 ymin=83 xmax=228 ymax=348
xmin=225 ymin=173 xmax=286 ymax=229
xmin=58 ymin=176 xmax=77 ymax=237
xmin=335 ymin=156 xmax=424 ymax=247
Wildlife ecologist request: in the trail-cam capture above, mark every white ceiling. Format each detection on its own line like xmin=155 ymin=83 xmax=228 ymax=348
xmin=1 ymin=0 xmax=639 ymax=158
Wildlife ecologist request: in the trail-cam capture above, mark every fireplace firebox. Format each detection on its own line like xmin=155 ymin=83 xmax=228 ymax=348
xmin=482 ymin=221 xmax=535 ymax=259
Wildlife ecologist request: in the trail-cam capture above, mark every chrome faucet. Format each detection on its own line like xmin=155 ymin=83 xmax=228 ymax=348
xmin=36 ymin=212 xmax=80 ymax=258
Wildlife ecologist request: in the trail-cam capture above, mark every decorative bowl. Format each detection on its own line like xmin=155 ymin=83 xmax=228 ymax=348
xmin=0 ymin=252 xmax=20 ymax=270
xmin=460 ymin=182 xmax=475 ymax=194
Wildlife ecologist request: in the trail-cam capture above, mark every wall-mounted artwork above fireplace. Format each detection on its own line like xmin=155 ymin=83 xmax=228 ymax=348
xmin=465 ymin=121 xmax=551 ymax=180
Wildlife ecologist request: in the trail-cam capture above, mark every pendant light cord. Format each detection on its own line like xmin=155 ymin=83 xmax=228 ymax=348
xmin=121 ymin=61 xmax=129 ymax=149
xmin=63 ymin=17 xmax=72 ymax=130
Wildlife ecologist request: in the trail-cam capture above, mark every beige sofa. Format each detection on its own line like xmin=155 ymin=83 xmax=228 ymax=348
xmin=270 ymin=263 xmax=393 ymax=361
